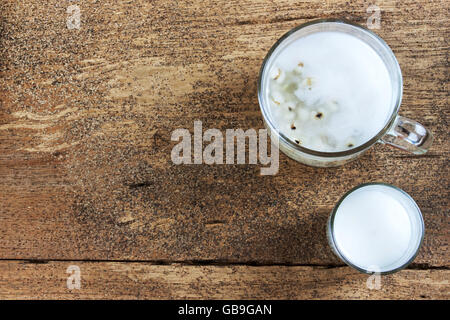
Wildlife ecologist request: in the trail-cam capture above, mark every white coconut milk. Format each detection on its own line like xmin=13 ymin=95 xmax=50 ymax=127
xmin=267 ymin=31 xmax=393 ymax=152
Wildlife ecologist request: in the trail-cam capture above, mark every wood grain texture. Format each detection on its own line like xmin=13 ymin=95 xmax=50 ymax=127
xmin=0 ymin=261 xmax=448 ymax=299
xmin=0 ymin=0 xmax=448 ymax=299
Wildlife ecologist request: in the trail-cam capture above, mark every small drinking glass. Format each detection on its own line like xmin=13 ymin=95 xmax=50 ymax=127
xmin=327 ymin=183 xmax=425 ymax=274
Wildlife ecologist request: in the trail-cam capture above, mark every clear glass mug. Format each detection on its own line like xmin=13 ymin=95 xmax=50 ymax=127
xmin=257 ymin=19 xmax=433 ymax=167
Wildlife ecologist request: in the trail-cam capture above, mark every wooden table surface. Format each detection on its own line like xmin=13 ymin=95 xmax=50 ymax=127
xmin=0 ymin=0 xmax=448 ymax=299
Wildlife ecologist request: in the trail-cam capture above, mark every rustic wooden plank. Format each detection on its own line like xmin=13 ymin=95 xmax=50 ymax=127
xmin=0 ymin=261 xmax=448 ymax=299
xmin=0 ymin=0 xmax=448 ymax=268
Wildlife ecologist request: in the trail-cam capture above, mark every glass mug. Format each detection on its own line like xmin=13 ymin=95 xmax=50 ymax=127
xmin=257 ymin=19 xmax=433 ymax=167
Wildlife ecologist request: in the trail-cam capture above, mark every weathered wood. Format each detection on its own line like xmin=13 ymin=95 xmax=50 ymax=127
xmin=0 ymin=0 xmax=448 ymax=298
xmin=0 ymin=261 xmax=448 ymax=300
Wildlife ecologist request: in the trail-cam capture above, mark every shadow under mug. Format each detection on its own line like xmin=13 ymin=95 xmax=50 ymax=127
xmin=257 ymin=19 xmax=433 ymax=167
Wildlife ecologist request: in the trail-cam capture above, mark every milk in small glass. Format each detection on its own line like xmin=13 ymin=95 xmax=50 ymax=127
xmin=327 ymin=183 xmax=424 ymax=274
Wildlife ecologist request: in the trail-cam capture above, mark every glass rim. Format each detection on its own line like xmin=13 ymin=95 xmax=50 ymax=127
xmin=257 ymin=18 xmax=403 ymax=158
xmin=328 ymin=182 xmax=425 ymax=275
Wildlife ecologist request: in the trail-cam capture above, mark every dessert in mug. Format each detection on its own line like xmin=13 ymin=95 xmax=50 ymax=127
xmin=330 ymin=184 xmax=424 ymax=272
xmin=267 ymin=31 xmax=393 ymax=152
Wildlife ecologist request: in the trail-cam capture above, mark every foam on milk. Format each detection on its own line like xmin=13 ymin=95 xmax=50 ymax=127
xmin=332 ymin=185 xmax=422 ymax=271
xmin=267 ymin=31 xmax=393 ymax=152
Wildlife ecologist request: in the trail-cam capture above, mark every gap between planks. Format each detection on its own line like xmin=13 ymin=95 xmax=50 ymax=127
xmin=1 ymin=259 xmax=449 ymax=270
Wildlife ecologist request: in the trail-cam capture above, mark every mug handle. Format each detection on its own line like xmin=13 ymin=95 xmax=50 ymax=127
xmin=380 ymin=115 xmax=433 ymax=155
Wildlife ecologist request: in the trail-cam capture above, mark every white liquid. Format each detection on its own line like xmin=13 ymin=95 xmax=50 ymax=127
xmin=267 ymin=31 xmax=393 ymax=152
xmin=332 ymin=185 xmax=423 ymax=272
